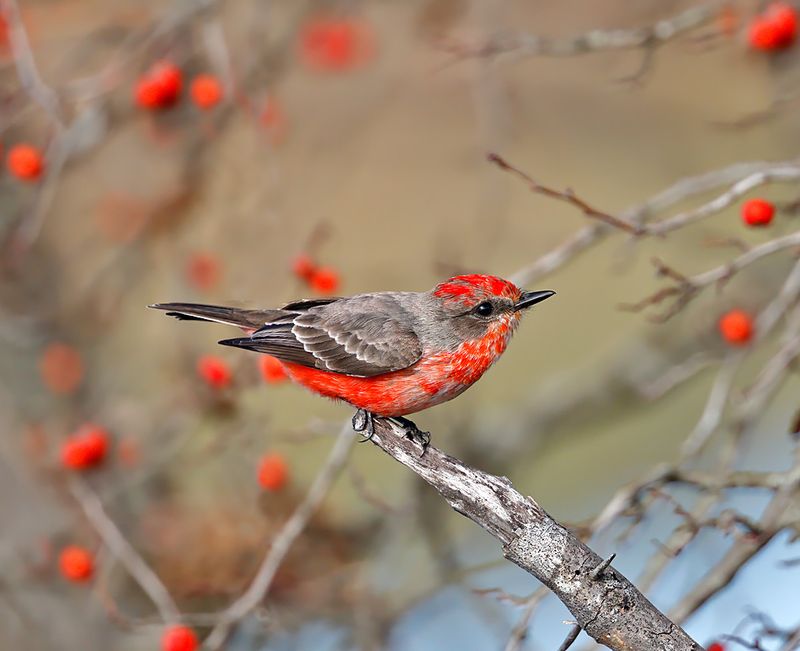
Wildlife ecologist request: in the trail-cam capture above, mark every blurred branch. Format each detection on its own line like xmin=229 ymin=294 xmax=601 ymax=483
xmin=558 ymin=625 xmax=583 ymax=651
xmin=0 ymin=0 xmax=64 ymax=125
xmin=446 ymin=3 xmax=720 ymax=62
xmin=204 ymin=423 xmax=355 ymax=650
xmin=503 ymin=586 xmax=549 ymax=651
xmin=367 ymin=420 xmax=701 ymax=651
xmin=669 ymin=449 xmax=800 ymax=624
xmin=69 ymin=476 xmax=180 ymax=622
xmin=681 ymin=353 xmax=743 ymax=458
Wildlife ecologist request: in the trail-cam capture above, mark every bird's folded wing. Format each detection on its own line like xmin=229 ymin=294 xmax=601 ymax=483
xmin=221 ymin=295 xmax=423 ymax=377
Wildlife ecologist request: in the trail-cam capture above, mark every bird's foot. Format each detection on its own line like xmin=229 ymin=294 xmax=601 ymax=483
xmin=352 ymin=409 xmax=375 ymax=443
xmin=388 ymin=416 xmax=431 ymax=456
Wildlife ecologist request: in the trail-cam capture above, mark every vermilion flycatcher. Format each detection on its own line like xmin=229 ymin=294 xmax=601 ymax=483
xmin=151 ymin=274 xmax=554 ymax=450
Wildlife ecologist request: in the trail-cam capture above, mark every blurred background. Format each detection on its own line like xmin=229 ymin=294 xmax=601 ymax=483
xmin=2 ymin=0 xmax=800 ymax=649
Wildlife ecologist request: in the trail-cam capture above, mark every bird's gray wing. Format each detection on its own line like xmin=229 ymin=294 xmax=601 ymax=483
xmin=219 ymin=294 xmax=423 ymax=377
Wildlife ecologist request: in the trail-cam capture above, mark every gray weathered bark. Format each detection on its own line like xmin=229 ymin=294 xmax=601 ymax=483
xmin=369 ymin=419 xmax=702 ymax=651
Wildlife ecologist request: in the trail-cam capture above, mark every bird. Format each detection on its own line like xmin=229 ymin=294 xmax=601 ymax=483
xmin=150 ymin=274 xmax=554 ymax=451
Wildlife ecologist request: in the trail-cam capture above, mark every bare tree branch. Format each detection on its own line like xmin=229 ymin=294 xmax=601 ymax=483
xmin=367 ymin=420 xmax=702 ymax=651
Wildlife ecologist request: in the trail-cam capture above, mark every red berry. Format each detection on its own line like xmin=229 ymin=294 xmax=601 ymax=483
xmin=186 ymin=252 xmax=221 ymax=291
xmin=707 ymin=643 xmax=725 ymax=651
xmin=310 ymin=267 xmax=340 ymax=294
xmin=62 ymin=438 xmax=92 ymax=470
xmin=84 ymin=426 xmax=109 ymax=462
xmin=117 ymin=436 xmax=140 ymax=467
xmin=153 ymin=62 xmax=182 ymax=98
xmin=749 ymin=16 xmax=783 ymax=49
xmin=135 ymin=61 xmax=182 ymax=110
xmin=190 ymin=74 xmax=223 ymax=110
xmin=161 ymin=625 xmax=199 ymax=651
xmin=719 ymin=309 xmax=754 ymax=346
xmin=59 ymin=546 xmax=93 ymax=582
xmin=718 ymin=6 xmax=740 ymax=36
xmin=7 ymin=144 xmax=44 ymax=181
xmin=299 ymin=17 xmax=373 ymax=72
xmin=61 ymin=437 xmax=91 ymax=470
xmin=40 ymin=343 xmax=83 ymax=395
xmin=260 ymin=97 xmax=288 ymax=144
xmin=766 ymin=2 xmax=797 ymax=46
xmin=257 ymin=453 xmax=289 ymax=491
xmin=61 ymin=424 xmax=110 ymax=470
xmin=741 ymin=198 xmax=775 ymax=226
xmin=135 ymin=77 xmax=163 ymax=109
xmin=197 ymin=355 xmax=232 ymax=389
xmin=258 ymin=355 xmax=288 ymax=384
xmin=82 ymin=426 xmax=109 ymax=463
xmin=748 ymin=3 xmax=797 ymax=50
xmin=292 ymin=253 xmax=317 ymax=281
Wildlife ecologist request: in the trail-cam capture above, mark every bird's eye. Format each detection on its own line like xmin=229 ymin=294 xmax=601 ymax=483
xmin=474 ymin=301 xmax=494 ymax=317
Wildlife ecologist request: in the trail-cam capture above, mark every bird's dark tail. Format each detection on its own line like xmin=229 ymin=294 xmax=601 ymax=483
xmin=148 ymin=302 xmax=283 ymax=331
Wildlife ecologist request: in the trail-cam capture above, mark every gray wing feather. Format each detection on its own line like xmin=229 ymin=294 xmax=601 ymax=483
xmin=221 ymin=294 xmax=422 ymax=377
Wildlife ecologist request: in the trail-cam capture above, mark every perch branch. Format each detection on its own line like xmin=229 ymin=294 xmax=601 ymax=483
xmin=368 ymin=420 xmax=701 ymax=651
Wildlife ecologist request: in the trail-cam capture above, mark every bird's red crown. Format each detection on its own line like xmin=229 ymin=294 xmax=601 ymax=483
xmin=433 ymin=274 xmax=520 ymax=303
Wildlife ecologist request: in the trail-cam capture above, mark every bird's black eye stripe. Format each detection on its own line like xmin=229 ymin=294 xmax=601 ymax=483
xmin=474 ymin=301 xmax=494 ymax=317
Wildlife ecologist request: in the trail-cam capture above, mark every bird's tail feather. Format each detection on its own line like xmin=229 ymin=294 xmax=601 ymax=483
xmin=148 ymin=302 xmax=282 ymax=331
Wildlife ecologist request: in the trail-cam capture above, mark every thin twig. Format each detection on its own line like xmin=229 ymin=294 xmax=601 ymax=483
xmin=446 ymin=3 xmax=720 ymax=62
xmin=557 ymin=624 xmax=582 ymax=651
xmin=488 ymin=153 xmax=641 ymax=234
xmin=69 ymin=477 xmax=180 ymax=622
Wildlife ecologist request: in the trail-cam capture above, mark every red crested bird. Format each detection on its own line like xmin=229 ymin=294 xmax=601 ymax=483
xmin=150 ymin=274 xmax=554 ymax=450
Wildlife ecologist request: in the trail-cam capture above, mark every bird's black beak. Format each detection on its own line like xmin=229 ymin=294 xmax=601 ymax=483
xmin=515 ymin=290 xmax=556 ymax=311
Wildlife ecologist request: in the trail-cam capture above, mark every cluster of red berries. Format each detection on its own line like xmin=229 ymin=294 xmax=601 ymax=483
xmin=707 ymin=643 xmax=725 ymax=651
xmin=57 ymin=545 xmax=200 ymax=648
xmin=61 ymin=424 xmax=109 ymax=470
xmin=292 ymin=254 xmax=341 ymax=295
xmin=748 ymin=2 xmax=797 ymax=50
xmin=5 ymin=143 xmax=44 ymax=181
xmin=59 ymin=546 xmax=201 ymax=650
xmin=195 ymin=353 xmax=289 ymax=388
xmin=193 ymin=355 xmax=290 ymax=490
xmin=135 ymin=60 xmax=224 ymax=112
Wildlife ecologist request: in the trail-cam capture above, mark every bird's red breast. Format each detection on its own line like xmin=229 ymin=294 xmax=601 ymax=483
xmin=281 ymin=316 xmax=518 ymax=416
